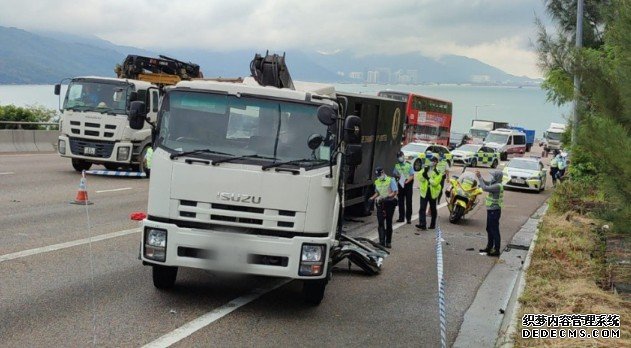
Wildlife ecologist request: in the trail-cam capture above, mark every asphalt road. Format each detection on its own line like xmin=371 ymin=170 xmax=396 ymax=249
xmin=0 ymin=151 xmax=552 ymax=347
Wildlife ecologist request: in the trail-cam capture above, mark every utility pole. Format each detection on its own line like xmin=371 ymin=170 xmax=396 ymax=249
xmin=572 ymin=0 xmax=584 ymax=146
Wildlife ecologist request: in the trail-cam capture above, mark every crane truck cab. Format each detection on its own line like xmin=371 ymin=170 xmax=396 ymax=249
xmin=55 ymin=76 xmax=159 ymax=173
xmin=135 ymin=53 xmax=404 ymax=305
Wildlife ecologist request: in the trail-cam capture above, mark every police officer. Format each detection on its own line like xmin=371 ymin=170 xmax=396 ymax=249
xmin=435 ymin=153 xmax=450 ymax=204
xmin=415 ymin=157 xmax=442 ymax=230
xmin=475 ymin=170 xmax=504 ymax=257
xmin=393 ymin=151 xmax=414 ymax=224
xmin=550 ymin=149 xmax=560 ymax=186
xmin=369 ymin=167 xmax=398 ymax=248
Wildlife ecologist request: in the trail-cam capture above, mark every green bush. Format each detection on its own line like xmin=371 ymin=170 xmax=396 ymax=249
xmin=0 ymin=104 xmax=57 ymax=129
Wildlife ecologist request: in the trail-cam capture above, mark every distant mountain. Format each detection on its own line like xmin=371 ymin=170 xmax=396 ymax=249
xmin=0 ymin=26 xmax=538 ymax=85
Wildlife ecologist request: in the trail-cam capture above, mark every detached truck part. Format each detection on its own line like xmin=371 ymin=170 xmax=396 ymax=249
xmin=136 ymin=52 xmax=404 ymax=305
xmin=55 ymin=55 xmax=201 ymax=175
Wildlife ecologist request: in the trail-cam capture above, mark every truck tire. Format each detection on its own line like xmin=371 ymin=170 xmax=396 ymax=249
xmin=303 ymin=279 xmax=327 ymax=305
xmin=72 ymin=159 xmax=92 ymax=172
xmin=526 ymin=144 xmax=532 ymax=152
xmin=152 ymin=265 xmax=178 ymax=289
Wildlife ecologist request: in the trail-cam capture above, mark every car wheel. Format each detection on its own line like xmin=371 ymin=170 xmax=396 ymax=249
xmin=491 ymin=159 xmax=498 ymax=169
xmin=470 ymin=159 xmax=477 ymax=168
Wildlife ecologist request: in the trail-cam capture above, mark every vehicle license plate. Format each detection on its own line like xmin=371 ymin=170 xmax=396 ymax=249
xmin=512 ymin=178 xmax=525 ymax=184
xmin=84 ymin=147 xmax=96 ymax=155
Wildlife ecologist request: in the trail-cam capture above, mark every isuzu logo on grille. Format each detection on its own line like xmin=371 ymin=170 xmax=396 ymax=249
xmin=217 ymin=192 xmax=262 ymax=204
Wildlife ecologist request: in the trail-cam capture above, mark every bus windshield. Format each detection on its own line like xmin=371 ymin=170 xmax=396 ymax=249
xmin=64 ymin=80 xmax=131 ymax=115
xmin=157 ymin=91 xmax=331 ymax=167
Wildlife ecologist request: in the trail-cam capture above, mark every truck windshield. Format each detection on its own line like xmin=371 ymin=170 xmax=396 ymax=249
xmin=157 ymin=91 xmax=331 ymax=166
xmin=485 ymin=133 xmax=508 ymax=144
xmin=64 ymin=80 xmax=130 ymax=115
xmin=547 ymin=132 xmax=562 ymax=141
xmin=470 ymin=129 xmax=488 ymax=138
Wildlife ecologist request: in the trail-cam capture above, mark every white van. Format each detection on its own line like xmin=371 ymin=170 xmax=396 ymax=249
xmin=483 ymin=128 xmax=526 ymax=160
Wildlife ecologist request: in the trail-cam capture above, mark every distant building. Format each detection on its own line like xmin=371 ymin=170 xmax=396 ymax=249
xmin=375 ymin=68 xmax=391 ymax=84
xmin=348 ymin=71 xmax=364 ymax=80
xmin=406 ymin=69 xmax=419 ymax=84
xmin=471 ymin=75 xmax=491 ymax=83
xmin=366 ymin=70 xmax=379 ymax=84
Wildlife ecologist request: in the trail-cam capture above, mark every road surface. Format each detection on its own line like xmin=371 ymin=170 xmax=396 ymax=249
xmin=0 ymin=151 xmax=552 ymax=347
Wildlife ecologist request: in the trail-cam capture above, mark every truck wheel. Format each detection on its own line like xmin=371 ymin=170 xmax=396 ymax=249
xmin=152 ymin=265 xmax=178 ymax=289
xmin=303 ymin=279 xmax=327 ymax=305
xmin=491 ymin=159 xmax=498 ymax=169
xmin=526 ymin=144 xmax=532 ymax=152
xmin=139 ymin=146 xmax=151 ymax=177
xmin=72 ymin=159 xmax=92 ymax=172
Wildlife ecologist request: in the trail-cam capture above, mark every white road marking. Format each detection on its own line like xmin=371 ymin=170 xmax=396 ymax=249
xmin=142 ymin=279 xmax=292 ymax=348
xmin=95 ymin=187 xmax=132 ymax=194
xmin=0 ymin=172 xmax=15 ymax=175
xmin=0 ymin=228 xmax=141 ymax=263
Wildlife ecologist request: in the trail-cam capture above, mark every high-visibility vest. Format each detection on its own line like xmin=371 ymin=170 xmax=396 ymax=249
xmin=395 ymin=161 xmax=412 ymax=179
xmin=417 ymin=169 xmax=442 ymax=199
xmin=144 ymin=147 xmax=154 ymax=169
xmin=375 ymin=176 xmax=393 ymax=198
xmin=436 ymin=159 xmax=449 ymax=174
xmin=550 ymin=157 xmax=559 ymax=168
xmin=485 ymin=185 xmax=504 ymax=208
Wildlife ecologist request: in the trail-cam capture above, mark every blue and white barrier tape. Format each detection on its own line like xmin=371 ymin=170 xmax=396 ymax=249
xmin=85 ymin=170 xmax=146 ymax=178
xmin=436 ymin=225 xmax=447 ymax=348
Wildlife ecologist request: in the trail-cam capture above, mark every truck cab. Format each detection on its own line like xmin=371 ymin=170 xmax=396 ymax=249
xmin=56 ymin=77 xmax=159 ymax=173
xmin=543 ymin=122 xmax=566 ymax=151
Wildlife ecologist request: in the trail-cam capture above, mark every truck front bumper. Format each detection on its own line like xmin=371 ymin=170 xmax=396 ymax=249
xmin=140 ymin=219 xmax=332 ymax=280
xmin=58 ymin=135 xmax=133 ymax=163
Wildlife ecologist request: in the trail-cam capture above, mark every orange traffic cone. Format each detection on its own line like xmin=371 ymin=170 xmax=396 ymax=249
xmin=70 ymin=170 xmax=93 ymax=205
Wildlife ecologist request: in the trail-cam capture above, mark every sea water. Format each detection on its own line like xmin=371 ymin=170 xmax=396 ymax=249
xmin=0 ymin=83 xmax=569 ymax=137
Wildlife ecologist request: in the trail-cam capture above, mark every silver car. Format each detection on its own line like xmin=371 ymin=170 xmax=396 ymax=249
xmin=502 ymin=157 xmax=546 ymax=192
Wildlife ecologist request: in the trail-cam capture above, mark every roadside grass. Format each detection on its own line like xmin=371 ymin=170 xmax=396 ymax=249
xmin=514 ymin=212 xmax=631 ymax=347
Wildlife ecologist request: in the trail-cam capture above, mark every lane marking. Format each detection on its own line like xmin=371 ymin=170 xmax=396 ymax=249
xmin=96 ymin=187 xmax=132 ymax=194
xmin=148 ymin=201 xmax=450 ymax=347
xmin=0 ymin=172 xmax=15 ymax=175
xmin=0 ymin=228 xmax=141 ymax=263
xmin=142 ymin=279 xmax=291 ymax=348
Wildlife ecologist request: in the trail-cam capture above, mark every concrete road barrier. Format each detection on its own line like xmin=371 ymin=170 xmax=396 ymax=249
xmin=0 ymin=130 xmax=59 ymax=153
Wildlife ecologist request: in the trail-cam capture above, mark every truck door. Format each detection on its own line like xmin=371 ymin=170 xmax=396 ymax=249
xmin=147 ymin=88 xmax=160 ymax=122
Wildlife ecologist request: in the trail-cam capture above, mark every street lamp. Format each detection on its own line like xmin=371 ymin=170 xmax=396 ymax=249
xmin=474 ymin=104 xmax=494 ymax=120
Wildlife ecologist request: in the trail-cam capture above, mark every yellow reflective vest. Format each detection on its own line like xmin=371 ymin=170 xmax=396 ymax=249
xmin=417 ymin=168 xmax=442 ymax=199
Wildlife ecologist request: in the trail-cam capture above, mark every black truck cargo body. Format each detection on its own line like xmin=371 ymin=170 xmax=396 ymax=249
xmin=337 ymin=92 xmax=405 ymax=213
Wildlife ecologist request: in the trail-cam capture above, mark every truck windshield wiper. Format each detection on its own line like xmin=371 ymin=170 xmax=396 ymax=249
xmin=211 ymin=154 xmax=277 ymax=166
xmin=261 ymin=158 xmax=328 ymax=171
xmin=170 ymin=149 xmax=233 ymax=160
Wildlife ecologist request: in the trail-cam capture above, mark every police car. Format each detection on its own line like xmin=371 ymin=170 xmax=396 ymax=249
xmin=502 ymin=157 xmax=547 ymax=192
xmin=401 ymin=142 xmax=452 ymax=169
xmin=451 ymin=144 xmax=500 ymax=168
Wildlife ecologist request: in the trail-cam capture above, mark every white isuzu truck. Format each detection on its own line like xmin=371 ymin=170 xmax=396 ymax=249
xmin=136 ymin=53 xmax=404 ymax=304
xmin=543 ymin=122 xmax=566 ymax=151
xmin=54 ymin=55 xmax=203 ymax=173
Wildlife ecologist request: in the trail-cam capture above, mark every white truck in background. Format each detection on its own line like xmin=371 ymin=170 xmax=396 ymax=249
xmin=136 ymin=53 xmax=404 ymax=305
xmin=543 ymin=122 xmax=566 ymax=151
xmin=469 ymin=120 xmax=509 ymax=143
xmin=54 ymin=55 xmax=202 ymax=174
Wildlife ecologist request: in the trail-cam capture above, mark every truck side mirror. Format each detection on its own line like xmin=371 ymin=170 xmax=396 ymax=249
xmin=129 ymin=101 xmax=147 ymax=130
xmin=129 ymin=91 xmax=138 ymax=102
xmin=54 ymin=84 xmax=61 ymax=96
xmin=344 ymin=115 xmax=362 ymax=144
xmin=307 ymin=134 xmax=323 ymax=150
xmin=317 ymin=105 xmax=337 ymax=126
xmin=345 ymin=144 xmax=362 ymax=166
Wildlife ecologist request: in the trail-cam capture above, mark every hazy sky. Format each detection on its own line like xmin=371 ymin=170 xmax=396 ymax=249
xmin=0 ymin=0 xmax=550 ymax=78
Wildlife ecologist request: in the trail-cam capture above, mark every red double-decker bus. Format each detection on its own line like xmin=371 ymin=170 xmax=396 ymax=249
xmin=378 ymin=91 xmax=453 ymax=146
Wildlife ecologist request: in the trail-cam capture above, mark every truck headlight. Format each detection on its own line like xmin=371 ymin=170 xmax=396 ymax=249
xmin=144 ymin=228 xmax=167 ymax=262
xmin=117 ymin=146 xmax=130 ymax=161
xmin=58 ymin=139 xmax=66 ymax=155
xmin=299 ymin=244 xmax=325 ymax=276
